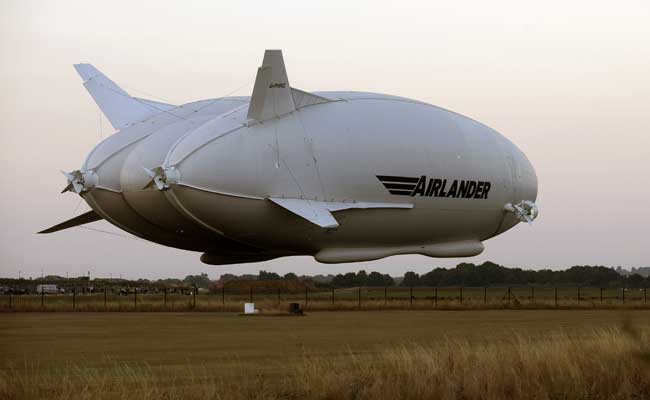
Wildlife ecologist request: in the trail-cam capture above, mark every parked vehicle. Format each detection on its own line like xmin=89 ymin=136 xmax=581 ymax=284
xmin=36 ymin=284 xmax=64 ymax=294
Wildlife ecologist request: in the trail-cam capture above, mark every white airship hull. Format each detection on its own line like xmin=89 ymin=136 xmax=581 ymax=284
xmin=42 ymin=51 xmax=538 ymax=265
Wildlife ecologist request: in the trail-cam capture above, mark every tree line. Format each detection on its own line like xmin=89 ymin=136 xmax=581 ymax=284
xmin=216 ymin=262 xmax=650 ymax=289
xmin=399 ymin=262 xmax=649 ymax=288
xmin=2 ymin=262 xmax=649 ymax=291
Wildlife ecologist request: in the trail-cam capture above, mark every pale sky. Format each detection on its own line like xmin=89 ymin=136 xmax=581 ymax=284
xmin=1 ymin=0 xmax=649 ymax=280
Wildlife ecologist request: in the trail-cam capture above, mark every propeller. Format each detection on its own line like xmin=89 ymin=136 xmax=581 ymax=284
xmin=142 ymin=166 xmax=179 ymax=190
xmin=504 ymin=201 xmax=539 ymax=225
xmin=61 ymin=170 xmax=97 ymax=194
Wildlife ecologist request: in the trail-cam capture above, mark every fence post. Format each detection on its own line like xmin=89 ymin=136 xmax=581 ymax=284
xmin=459 ymin=287 xmax=463 ymax=305
xmin=250 ymin=287 xmax=253 ymax=303
xmin=41 ymin=287 xmax=44 ymax=308
xmin=410 ymin=287 xmax=413 ymax=308
xmin=358 ymin=287 xmax=361 ymax=309
xmin=484 ymin=287 xmax=487 ymax=305
xmin=435 ymin=287 xmax=438 ymax=308
xmin=531 ymin=287 xmax=534 ymax=304
xmin=134 ymin=289 xmax=137 ymax=310
xmin=577 ymin=287 xmax=580 ymax=305
xmin=8 ymin=291 xmax=11 ymax=309
xmin=555 ymin=287 xmax=558 ymax=307
xmin=622 ymin=288 xmax=625 ymax=304
xmin=304 ymin=287 xmax=308 ymax=307
xmin=384 ymin=286 xmax=387 ymax=307
xmin=507 ymin=287 xmax=511 ymax=306
xmin=332 ymin=287 xmax=335 ymax=305
xmin=193 ymin=286 xmax=197 ymax=310
xmin=600 ymin=287 xmax=603 ymax=304
xmin=73 ymin=288 xmax=76 ymax=310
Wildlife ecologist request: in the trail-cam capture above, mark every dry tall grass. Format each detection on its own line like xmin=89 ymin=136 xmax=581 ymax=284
xmin=2 ymin=326 xmax=649 ymax=399
xmin=294 ymin=327 xmax=650 ymax=400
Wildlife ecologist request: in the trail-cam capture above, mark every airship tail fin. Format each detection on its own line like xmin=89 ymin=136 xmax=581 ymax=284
xmin=247 ymin=50 xmax=296 ymax=121
xmin=247 ymin=50 xmax=334 ymax=122
xmin=73 ymin=63 xmax=176 ymax=131
xmin=38 ymin=210 xmax=103 ymax=234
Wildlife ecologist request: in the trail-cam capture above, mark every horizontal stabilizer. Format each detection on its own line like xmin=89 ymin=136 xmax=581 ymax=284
xmin=270 ymin=198 xmax=338 ymax=228
xmin=269 ymin=198 xmax=413 ymax=229
xmin=38 ymin=210 xmax=102 ymax=234
xmin=73 ymin=63 xmax=176 ymax=130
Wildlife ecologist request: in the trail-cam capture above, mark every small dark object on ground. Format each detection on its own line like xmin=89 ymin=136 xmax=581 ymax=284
xmin=289 ymin=302 xmax=303 ymax=315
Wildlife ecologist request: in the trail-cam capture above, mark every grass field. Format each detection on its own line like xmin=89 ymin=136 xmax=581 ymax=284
xmin=2 ymin=310 xmax=650 ymax=399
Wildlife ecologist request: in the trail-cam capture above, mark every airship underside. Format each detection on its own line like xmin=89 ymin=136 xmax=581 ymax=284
xmin=41 ymin=50 xmax=539 ymax=265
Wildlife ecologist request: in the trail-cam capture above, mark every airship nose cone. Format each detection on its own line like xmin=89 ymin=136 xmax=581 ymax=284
xmin=519 ymin=154 xmax=538 ymax=203
xmin=497 ymin=139 xmax=539 ymax=231
xmin=506 ymin=139 xmax=538 ymax=205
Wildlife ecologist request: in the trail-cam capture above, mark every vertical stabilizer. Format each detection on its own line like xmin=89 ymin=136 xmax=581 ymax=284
xmin=247 ymin=50 xmax=296 ymax=121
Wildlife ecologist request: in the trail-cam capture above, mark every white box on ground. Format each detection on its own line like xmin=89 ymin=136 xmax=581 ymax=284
xmin=244 ymin=303 xmax=258 ymax=314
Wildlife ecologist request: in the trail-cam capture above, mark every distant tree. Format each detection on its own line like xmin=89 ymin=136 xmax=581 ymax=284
xmin=283 ymin=272 xmax=298 ymax=280
xmin=626 ymin=274 xmax=645 ymax=288
xmin=183 ymin=273 xmax=211 ymax=288
xmin=332 ymin=272 xmax=357 ymax=287
xmin=401 ymin=271 xmax=421 ymax=287
xmin=366 ymin=271 xmax=385 ymax=287
xmin=156 ymin=278 xmax=183 ymax=286
xmin=218 ymin=274 xmax=237 ymax=283
xmin=259 ymin=270 xmax=281 ymax=280
xmin=357 ymin=270 xmax=368 ymax=286
xmin=310 ymin=274 xmax=335 ymax=284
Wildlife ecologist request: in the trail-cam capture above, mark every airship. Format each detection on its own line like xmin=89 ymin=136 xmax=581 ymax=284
xmin=40 ymin=50 xmax=539 ymax=265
